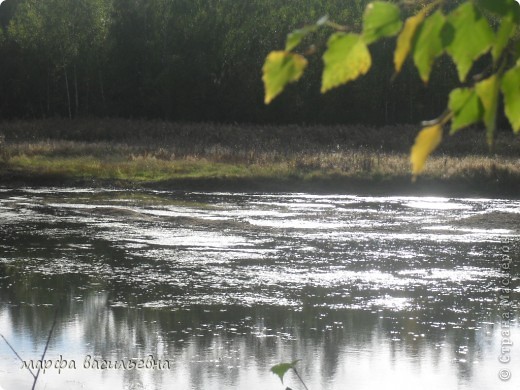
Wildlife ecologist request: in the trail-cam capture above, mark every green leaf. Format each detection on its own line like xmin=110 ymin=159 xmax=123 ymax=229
xmin=448 ymin=88 xmax=483 ymax=133
xmin=262 ymin=51 xmax=308 ymax=104
xmin=410 ymin=124 xmax=443 ymax=178
xmin=501 ymin=65 xmax=520 ymax=133
xmin=285 ymin=26 xmax=316 ymax=52
xmin=285 ymin=30 xmax=306 ymax=52
xmin=394 ymin=8 xmax=427 ymax=73
xmin=284 ymin=15 xmax=330 ymax=51
xmin=514 ymin=41 xmax=520 ymax=63
xmin=271 ymin=360 xmax=300 ymax=384
xmin=443 ymin=3 xmax=494 ymax=82
xmin=475 ymin=75 xmax=500 ymax=147
xmin=362 ymin=1 xmax=403 ymax=45
xmin=321 ymin=33 xmax=372 ymax=93
xmin=476 ymin=0 xmax=518 ymax=16
xmin=412 ymin=11 xmax=446 ymax=84
xmin=492 ymin=15 xmax=515 ymax=63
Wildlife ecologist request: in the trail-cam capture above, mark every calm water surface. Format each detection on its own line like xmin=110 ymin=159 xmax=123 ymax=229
xmin=0 ymin=188 xmax=519 ymax=390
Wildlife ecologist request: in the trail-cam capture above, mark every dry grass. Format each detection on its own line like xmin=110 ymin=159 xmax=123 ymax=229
xmin=1 ymin=118 xmax=520 ymax=157
xmin=2 ymin=139 xmax=520 ymax=183
xmin=0 ymin=119 xmax=519 ymax=190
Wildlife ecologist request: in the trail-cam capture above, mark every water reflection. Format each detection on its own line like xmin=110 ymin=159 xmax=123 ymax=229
xmin=0 ymin=189 xmax=519 ymax=389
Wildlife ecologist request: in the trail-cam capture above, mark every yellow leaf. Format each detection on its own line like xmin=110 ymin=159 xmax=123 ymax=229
xmin=394 ymin=9 xmax=427 ymax=73
xmin=262 ymin=51 xmax=308 ymax=105
xmin=410 ymin=124 xmax=443 ymax=178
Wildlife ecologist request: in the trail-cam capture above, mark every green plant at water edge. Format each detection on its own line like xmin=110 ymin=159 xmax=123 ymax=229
xmin=271 ymin=359 xmax=310 ymax=390
xmin=262 ymin=0 xmax=520 ymax=179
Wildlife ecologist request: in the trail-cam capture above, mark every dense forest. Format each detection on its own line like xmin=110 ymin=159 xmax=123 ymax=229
xmin=0 ymin=0 xmax=490 ymax=125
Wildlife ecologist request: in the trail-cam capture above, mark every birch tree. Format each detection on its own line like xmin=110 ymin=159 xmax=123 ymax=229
xmin=9 ymin=0 xmax=111 ymax=118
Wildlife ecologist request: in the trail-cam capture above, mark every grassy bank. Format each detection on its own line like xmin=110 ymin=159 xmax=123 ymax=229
xmin=1 ymin=119 xmax=519 ymax=196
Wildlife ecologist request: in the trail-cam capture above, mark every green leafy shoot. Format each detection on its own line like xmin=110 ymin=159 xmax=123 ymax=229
xmin=363 ymin=1 xmax=403 ymax=44
xmin=262 ymin=0 xmax=520 ymax=178
xmin=271 ymin=360 xmax=301 ymax=384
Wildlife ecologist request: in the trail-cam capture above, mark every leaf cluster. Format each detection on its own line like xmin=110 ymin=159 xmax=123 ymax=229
xmin=262 ymin=0 xmax=520 ymax=178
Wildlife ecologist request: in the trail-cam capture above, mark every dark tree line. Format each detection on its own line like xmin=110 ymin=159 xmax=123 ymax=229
xmin=0 ymin=0 xmax=464 ymax=125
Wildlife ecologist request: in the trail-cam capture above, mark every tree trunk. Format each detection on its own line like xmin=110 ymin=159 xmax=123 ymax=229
xmin=46 ymin=64 xmax=51 ymax=115
xmin=99 ymin=71 xmax=106 ymax=111
xmin=85 ymin=76 xmax=90 ymax=115
xmin=64 ymin=65 xmax=72 ymax=119
xmin=74 ymin=64 xmax=79 ymax=116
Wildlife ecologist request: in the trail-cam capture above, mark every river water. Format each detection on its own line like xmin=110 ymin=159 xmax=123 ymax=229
xmin=0 ymin=188 xmax=519 ymax=390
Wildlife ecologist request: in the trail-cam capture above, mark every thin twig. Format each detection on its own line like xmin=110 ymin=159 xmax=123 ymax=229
xmin=32 ymin=308 xmax=59 ymax=390
xmin=324 ymin=20 xmax=349 ymax=31
xmin=0 ymin=333 xmax=37 ymax=378
xmin=292 ymin=368 xmax=310 ymax=390
xmin=420 ymin=109 xmax=452 ymax=127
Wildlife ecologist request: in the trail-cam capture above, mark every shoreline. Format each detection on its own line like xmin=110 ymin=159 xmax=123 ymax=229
xmin=1 ymin=169 xmax=519 ymax=199
xmin=1 ymin=119 xmax=519 ymax=198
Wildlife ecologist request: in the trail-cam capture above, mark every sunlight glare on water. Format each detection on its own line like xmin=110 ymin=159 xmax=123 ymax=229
xmin=0 ymin=188 xmax=518 ymax=390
